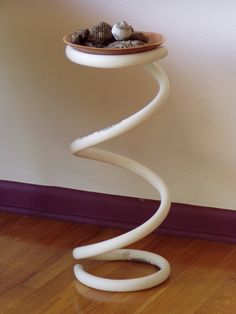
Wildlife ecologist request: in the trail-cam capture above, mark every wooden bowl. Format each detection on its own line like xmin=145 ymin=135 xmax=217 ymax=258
xmin=63 ymin=32 xmax=166 ymax=55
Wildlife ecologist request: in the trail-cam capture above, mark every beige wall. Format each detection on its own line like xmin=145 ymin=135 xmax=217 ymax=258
xmin=1 ymin=0 xmax=236 ymax=210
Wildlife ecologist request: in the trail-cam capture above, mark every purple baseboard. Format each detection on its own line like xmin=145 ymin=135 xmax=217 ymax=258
xmin=0 ymin=180 xmax=235 ymax=244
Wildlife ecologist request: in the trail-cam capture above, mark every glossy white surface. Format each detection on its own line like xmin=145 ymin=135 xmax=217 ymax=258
xmin=70 ymin=57 xmax=171 ymax=291
xmin=65 ymin=45 xmax=167 ymax=68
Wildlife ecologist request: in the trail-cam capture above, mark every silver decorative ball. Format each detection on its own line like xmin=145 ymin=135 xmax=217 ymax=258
xmin=111 ymin=21 xmax=133 ymax=40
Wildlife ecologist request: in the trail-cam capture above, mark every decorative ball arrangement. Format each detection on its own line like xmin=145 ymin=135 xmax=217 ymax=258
xmin=71 ymin=28 xmax=90 ymax=44
xmin=111 ymin=21 xmax=133 ymax=40
xmin=88 ymin=22 xmax=114 ymax=47
xmin=71 ymin=21 xmax=149 ymax=48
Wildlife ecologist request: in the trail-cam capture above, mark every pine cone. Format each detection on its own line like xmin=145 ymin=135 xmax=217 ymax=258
xmin=88 ymin=21 xmax=114 ymax=45
xmin=71 ymin=28 xmax=90 ymax=44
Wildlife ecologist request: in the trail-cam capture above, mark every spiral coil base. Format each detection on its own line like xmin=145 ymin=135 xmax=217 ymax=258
xmin=66 ymin=46 xmax=171 ymax=292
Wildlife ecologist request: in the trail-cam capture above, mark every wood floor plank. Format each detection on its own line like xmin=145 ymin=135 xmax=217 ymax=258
xmin=0 ymin=285 xmax=34 ymax=313
xmin=0 ymin=212 xmax=236 ymax=314
xmin=2 ymin=261 xmax=74 ymax=314
xmin=195 ymin=252 xmax=236 ymax=314
xmin=139 ymin=244 xmax=236 ymax=314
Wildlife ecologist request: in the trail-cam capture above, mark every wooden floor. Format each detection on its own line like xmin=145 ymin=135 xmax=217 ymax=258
xmin=0 ymin=212 xmax=236 ymax=314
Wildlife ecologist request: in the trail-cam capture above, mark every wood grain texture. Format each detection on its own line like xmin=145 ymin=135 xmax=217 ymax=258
xmin=0 ymin=212 xmax=235 ymax=314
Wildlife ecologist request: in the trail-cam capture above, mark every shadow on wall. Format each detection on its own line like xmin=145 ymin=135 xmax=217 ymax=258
xmin=0 ymin=1 xmax=96 ymax=182
xmin=2 ymin=1 xmax=236 ymax=209
xmin=0 ymin=1 xmax=158 ymax=185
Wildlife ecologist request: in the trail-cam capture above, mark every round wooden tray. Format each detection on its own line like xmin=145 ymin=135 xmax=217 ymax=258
xmin=63 ymin=32 xmax=165 ymax=55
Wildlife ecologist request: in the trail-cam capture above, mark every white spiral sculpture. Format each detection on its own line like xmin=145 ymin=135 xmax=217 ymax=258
xmin=65 ymin=45 xmax=171 ymax=292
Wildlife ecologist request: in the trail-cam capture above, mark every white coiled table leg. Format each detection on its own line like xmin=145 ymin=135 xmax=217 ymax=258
xmin=68 ymin=53 xmax=171 ymax=292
